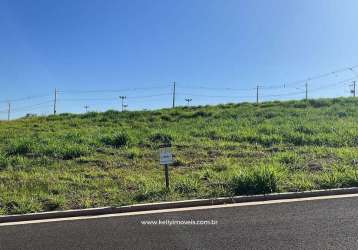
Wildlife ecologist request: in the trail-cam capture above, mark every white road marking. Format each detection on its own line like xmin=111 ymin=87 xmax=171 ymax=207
xmin=2 ymin=193 xmax=358 ymax=227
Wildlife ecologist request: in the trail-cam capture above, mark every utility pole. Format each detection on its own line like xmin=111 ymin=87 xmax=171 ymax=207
xmin=351 ymin=81 xmax=356 ymax=97
xmin=7 ymin=102 xmax=10 ymax=121
xmin=84 ymin=105 xmax=89 ymax=113
xmin=119 ymin=96 xmax=126 ymax=112
xmin=185 ymin=98 xmax=192 ymax=106
xmin=256 ymin=84 xmax=261 ymax=105
xmin=305 ymin=82 xmax=308 ymax=101
xmin=172 ymin=81 xmax=176 ymax=108
xmin=53 ymin=88 xmax=57 ymax=115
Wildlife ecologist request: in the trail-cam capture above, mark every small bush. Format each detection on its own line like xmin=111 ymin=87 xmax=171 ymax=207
xmin=133 ymin=181 xmax=167 ymax=202
xmin=101 ymin=132 xmax=131 ymax=148
xmin=318 ymin=168 xmax=358 ymax=189
xmin=148 ymin=132 xmax=173 ymax=145
xmin=40 ymin=142 xmax=90 ymax=160
xmin=308 ymin=99 xmax=333 ymax=108
xmin=6 ymin=138 xmax=36 ymax=155
xmin=60 ymin=144 xmax=90 ymax=160
xmin=0 ymin=154 xmax=8 ymax=170
xmin=277 ymin=152 xmax=300 ymax=165
xmin=174 ymin=177 xmax=200 ymax=194
xmin=229 ymin=165 xmax=279 ymax=195
xmin=212 ymin=163 xmax=228 ymax=172
xmin=337 ymin=111 xmax=348 ymax=118
xmin=160 ymin=115 xmax=172 ymax=121
xmin=41 ymin=197 xmax=62 ymax=211
xmin=191 ymin=111 xmax=212 ymax=118
xmin=126 ymin=148 xmax=142 ymax=159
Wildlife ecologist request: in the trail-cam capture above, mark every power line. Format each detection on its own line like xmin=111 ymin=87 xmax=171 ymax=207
xmin=58 ymin=86 xmax=170 ymax=94
xmin=57 ymin=93 xmax=171 ymax=102
xmin=264 ymin=64 xmax=358 ymax=89
xmin=128 ymin=93 xmax=172 ymax=99
xmin=177 ymin=86 xmax=256 ymax=91
xmin=176 ymin=93 xmax=254 ymax=99
xmin=178 ymin=64 xmax=358 ymax=91
xmin=0 ymin=100 xmax=53 ymax=114
xmin=2 ymin=64 xmax=358 ymax=118
xmin=307 ymin=77 xmax=357 ymax=92
xmin=0 ymin=94 xmax=52 ymax=104
xmin=262 ymin=91 xmax=306 ymax=98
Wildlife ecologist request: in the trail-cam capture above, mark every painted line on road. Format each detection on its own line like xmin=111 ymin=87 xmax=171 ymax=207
xmin=2 ymin=193 xmax=358 ymax=227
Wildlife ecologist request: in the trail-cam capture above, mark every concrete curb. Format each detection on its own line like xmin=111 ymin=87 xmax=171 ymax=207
xmin=1 ymin=187 xmax=358 ymax=223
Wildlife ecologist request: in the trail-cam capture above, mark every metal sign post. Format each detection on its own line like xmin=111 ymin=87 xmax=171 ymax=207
xmin=159 ymin=146 xmax=173 ymax=189
xmin=164 ymin=164 xmax=169 ymax=189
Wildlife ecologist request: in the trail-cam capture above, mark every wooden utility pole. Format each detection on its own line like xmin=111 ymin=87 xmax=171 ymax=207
xmin=172 ymin=81 xmax=176 ymax=108
xmin=53 ymin=88 xmax=57 ymax=115
xmin=353 ymin=81 xmax=356 ymax=97
xmin=84 ymin=105 xmax=89 ymax=113
xmin=305 ymin=82 xmax=308 ymax=101
xmin=7 ymin=102 xmax=10 ymax=121
xmin=256 ymin=85 xmax=259 ymax=105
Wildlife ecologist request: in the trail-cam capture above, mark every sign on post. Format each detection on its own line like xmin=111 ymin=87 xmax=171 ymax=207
xmin=160 ymin=147 xmax=173 ymax=165
xmin=159 ymin=146 xmax=172 ymax=189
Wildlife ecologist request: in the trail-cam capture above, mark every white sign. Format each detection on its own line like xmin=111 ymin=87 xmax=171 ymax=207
xmin=160 ymin=147 xmax=173 ymax=165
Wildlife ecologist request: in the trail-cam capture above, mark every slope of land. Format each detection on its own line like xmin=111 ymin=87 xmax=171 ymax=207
xmin=1 ymin=97 xmax=358 ymax=215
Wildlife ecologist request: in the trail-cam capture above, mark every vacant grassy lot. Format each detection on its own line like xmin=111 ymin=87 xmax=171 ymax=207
xmin=1 ymin=97 xmax=358 ymax=215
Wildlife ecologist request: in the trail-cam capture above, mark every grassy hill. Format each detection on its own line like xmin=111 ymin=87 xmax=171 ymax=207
xmin=1 ymin=97 xmax=358 ymax=215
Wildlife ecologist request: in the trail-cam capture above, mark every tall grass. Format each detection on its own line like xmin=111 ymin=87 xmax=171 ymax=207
xmin=229 ymin=165 xmax=281 ymax=195
xmin=1 ymin=97 xmax=358 ymax=215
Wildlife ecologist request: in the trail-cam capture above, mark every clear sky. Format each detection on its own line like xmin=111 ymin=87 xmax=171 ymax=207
xmin=1 ymin=0 xmax=358 ymax=118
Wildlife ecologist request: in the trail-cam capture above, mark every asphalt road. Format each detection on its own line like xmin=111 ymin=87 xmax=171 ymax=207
xmin=1 ymin=196 xmax=358 ymax=250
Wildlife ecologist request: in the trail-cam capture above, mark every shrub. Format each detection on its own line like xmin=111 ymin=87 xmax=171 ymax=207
xmin=0 ymin=154 xmax=8 ymax=170
xmin=206 ymin=130 xmax=221 ymax=140
xmin=126 ymin=148 xmax=141 ymax=159
xmin=81 ymin=112 xmax=99 ymax=119
xmin=160 ymin=115 xmax=172 ymax=121
xmin=41 ymin=197 xmax=62 ymax=211
xmin=212 ymin=163 xmax=228 ymax=172
xmin=191 ymin=111 xmax=212 ymax=118
xmin=61 ymin=132 xmax=88 ymax=144
xmin=103 ymin=110 xmax=121 ymax=119
xmin=318 ymin=168 xmax=358 ymax=189
xmin=173 ymin=177 xmax=200 ymax=194
xmin=133 ymin=181 xmax=167 ymax=202
xmin=229 ymin=165 xmax=279 ymax=195
xmin=5 ymin=138 xmax=36 ymax=156
xmin=42 ymin=143 xmax=90 ymax=160
xmin=101 ymin=132 xmax=131 ymax=148
xmin=60 ymin=144 xmax=90 ymax=160
xmin=308 ymin=99 xmax=333 ymax=108
xmin=276 ymin=152 xmax=300 ymax=165
xmin=148 ymin=132 xmax=173 ymax=145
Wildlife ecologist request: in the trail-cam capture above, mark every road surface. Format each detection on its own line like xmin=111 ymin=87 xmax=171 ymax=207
xmin=1 ymin=195 xmax=358 ymax=249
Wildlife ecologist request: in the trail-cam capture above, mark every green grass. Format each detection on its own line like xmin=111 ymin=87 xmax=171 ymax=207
xmin=1 ymin=97 xmax=358 ymax=215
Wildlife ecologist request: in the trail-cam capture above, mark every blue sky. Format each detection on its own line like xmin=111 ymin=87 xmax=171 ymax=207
xmin=1 ymin=0 xmax=358 ymax=118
